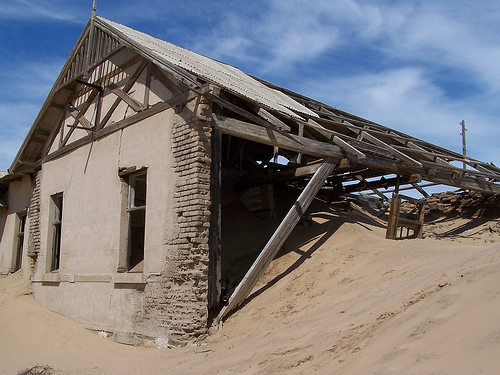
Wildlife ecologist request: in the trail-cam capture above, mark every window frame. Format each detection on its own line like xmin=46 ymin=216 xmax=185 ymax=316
xmin=12 ymin=210 xmax=27 ymax=272
xmin=49 ymin=193 xmax=63 ymax=272
xmin=118 ymin=169 xmax=147 ymax=273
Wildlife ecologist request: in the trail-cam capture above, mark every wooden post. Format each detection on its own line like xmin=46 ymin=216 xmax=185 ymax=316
xmin=460 ymin=120 xmax=467 ymax=170
xmin=208 ymin=128 xmax=222 ymax=318
xmin=215 ymin=158 xmax=338 ymax=322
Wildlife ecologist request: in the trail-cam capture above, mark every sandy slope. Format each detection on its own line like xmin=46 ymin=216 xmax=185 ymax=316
xmin=1 ymin=204 xmax=500 ymax=374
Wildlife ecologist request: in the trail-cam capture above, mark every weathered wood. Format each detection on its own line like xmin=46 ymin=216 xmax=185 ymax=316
xmin=209 ymin=127 xmax=222 ymax=318
xmin=150 ymin=64 xmax=184 ymax=96
xmin=251 ymin=106 xmax=291 ymax=132
xmin=143 ymin=62 xmax=152 ymax=109
xmin=386 ymin=194 xmax=425 ymax=240
xmin=361 ymin=131 xmax=422 ymax=167
xmin=108 ymin=83 xmax=144 ymax=112
xmin=68 ymin=107 xmax=92 ymax=129
xmin=213 ymin=114 xmax=344 ymax=159
xmin=61 ymin=89 xmax=100 ymax=147
xmin=97 ymin=60 xmax=148 ymax=130
xmin=332 ymin=136 xmax=366 ymax=159
xmin=411 ymin=183 xmax=430 ymax=198
xmin=44 ymin=87 xmax=206 ymax=163
xmin=212 ymin=115 xmax=500 ymax=195
xmin=216 ymin=159 xmax=338 ymax=322
xmin=205 ymin=93 xmax=296 ymax=141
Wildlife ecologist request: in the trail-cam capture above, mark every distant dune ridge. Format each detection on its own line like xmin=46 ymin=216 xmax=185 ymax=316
xmin=2 ymin=191 xmax=500 ymax=375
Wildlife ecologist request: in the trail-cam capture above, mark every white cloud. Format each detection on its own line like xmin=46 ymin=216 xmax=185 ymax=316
xmin=0 ymin=0 xmax=83 ymax=22
xmin=298 ymin=67 xmax=500 ymax=164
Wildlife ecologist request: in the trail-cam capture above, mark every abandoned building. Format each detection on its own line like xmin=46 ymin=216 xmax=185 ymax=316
xmin=1 ymin=14 xmax=500 ymax=341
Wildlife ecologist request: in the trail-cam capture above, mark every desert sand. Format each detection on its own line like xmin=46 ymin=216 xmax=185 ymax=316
xmin=2 ymin=200 xmax=500 ymax=374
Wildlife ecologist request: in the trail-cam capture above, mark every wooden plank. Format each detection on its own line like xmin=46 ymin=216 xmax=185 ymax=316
xmin=361 ymin=131 xmax=422 ymax=167
xmin=332 ymin=136 xmax=366 ymax=159
xmin=251 ymin=106 xmax=291 ymax=132
xmin=205 ymin=93 xmax=297 ymax=142
xmin=213 ymin=115 xmax=344 ymax=159
xmin=108 ymin=82 xmax=144 ymax=112
xmin=208 ymin=127 xmax=222 ymax=316
xmin=150 ymin=64 xmax=184 ymax=96
xmin=61 ymin=89 xmax=100 ymax=147
xmin=144 ymin=62 xmax=152 ymax=109
xmin=69 ymin=107 xmax=92 ymax=129
xmin=216 ymin=159 xmax=338 ymax=322
xmin=44 ymin=87 xmax=206 ymax=163
xmin=411 ymin=183 xmax=430 ymax=198
xmin=212 ymin=115 xmax=500 ymax=195
xmin=97 ymin=60 xmax=148 ymax=130
xmin=405 ymin=141 xmax=453 ymax=166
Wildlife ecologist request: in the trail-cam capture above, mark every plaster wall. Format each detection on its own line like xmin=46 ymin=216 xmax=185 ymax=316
xmin=32 ymin=107 xmax=178 ymax=332
xmin=0 ymin=175 xmax=32 ymax=277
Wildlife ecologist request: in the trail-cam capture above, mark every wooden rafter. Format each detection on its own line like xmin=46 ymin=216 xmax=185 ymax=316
xmin=212 ymin=114 xmax=500 ymax=194
xmin=97 ymin=60 xmax=148 ymax=130
xmin=60 ymin=89 xmax=100 ymax=148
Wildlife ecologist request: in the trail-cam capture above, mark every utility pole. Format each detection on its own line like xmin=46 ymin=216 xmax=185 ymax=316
xmin=460 ymin=120 xmax=467 ymax=170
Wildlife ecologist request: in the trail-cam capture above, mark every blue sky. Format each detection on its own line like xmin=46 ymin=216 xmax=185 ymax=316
xmin=1 ymin=0 xmax=500 ymax=172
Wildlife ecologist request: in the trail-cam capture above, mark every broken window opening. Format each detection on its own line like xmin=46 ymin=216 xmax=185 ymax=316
xmin=13 ymin=211 xmax=27 ymax=272
xmin=126 ymin=171 xmax=146 ymax=272
xmin=50 ymin=193 xmax=63 ymax=272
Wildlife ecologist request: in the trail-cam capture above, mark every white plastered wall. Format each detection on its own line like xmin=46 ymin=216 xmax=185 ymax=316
xmin=32 ymin=107 xmax=178 ymax=332
xmin=0 ymin=175 xmax=32 ymax=277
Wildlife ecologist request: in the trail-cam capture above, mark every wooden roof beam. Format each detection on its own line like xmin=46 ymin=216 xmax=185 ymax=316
xmin=204 ymin=92 xmax=294 ymax=139
xmin=360 ymin=131 xmax=423 ymax=167
xmin=212 ymin=115 xmax=500 ymax=195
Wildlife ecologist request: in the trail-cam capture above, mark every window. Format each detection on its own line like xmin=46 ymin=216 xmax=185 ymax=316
xmin=13 ymin=212 xmax=26 ymax=272
xmin=50 ymin=193 xmax=63 ymax=272
xmin=126 ymin=172 xmax=146 ymax=272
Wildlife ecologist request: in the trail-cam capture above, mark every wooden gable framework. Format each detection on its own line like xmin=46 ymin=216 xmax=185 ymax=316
xmin=7 ymin=15 xmax=500 ymax=323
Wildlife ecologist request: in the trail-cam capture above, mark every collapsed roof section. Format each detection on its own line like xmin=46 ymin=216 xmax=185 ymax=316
xmin=7 ymin=15 xmax=500 ymax=198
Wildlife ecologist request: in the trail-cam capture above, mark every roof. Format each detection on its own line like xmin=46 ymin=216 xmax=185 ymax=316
xmin=95 ymin=17 xmax=317 ymax=120
xmin=7 ymin=15 xmax=500 ymax=196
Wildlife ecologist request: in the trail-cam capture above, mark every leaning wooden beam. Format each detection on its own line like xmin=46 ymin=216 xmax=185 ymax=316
xmin=215 ymin=159 xmax=338 ymax=322
xmin=355 ymin=175 xmax=388 ymax=201
xmin=411 ymin=183 xmax=430 ymax=198
xmin=213 ymin=115 xmax=344 ymax=159
xmin=150 ymin=64 xmax=184 ymax=96
xmin=68 ymin=107 xmax=92 ymax=129
xmin=405 ymin=141 xmax=453 ymax=167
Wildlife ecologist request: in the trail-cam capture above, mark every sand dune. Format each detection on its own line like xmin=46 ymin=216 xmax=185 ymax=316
xmin=1 ymin=203 xmax=499 ymax=374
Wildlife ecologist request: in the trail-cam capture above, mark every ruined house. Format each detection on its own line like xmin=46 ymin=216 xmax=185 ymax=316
xmin=1 ymin=15 xmax=500 ymax=341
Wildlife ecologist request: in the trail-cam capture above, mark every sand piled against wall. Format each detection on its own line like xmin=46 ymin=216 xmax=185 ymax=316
xmin=1 ymin=197 xmax=500 ymax=374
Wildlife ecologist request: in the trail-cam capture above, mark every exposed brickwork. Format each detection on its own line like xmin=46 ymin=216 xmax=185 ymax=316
xmin=136 ymin=100 xmax=213 ymax=339
xmin=27 ymin=170 xmax=41 ymax=273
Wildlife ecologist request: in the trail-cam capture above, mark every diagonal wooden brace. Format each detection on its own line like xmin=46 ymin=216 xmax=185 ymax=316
xmin=215 ymin=158 xmax=338 ymax=323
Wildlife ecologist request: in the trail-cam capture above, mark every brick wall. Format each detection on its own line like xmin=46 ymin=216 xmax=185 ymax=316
xmin=27 ymin=170 xmax=41 ymax=273
xmin=136 ymin=100 xmax=213 ymax=339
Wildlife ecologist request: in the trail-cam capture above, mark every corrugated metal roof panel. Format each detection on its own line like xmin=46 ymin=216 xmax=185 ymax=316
xmin=96 ymin=17 xmax=318 ymax=120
